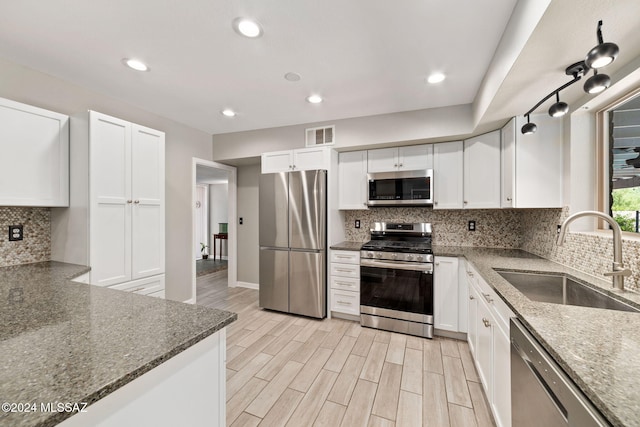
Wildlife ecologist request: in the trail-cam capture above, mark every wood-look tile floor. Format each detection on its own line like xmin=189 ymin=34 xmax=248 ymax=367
xmin=197 ymin=271 xmax=495 ymax=427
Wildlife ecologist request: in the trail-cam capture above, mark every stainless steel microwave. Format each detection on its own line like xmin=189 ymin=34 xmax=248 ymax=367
xmin=367 ymin=169 xmax=433 ymax=206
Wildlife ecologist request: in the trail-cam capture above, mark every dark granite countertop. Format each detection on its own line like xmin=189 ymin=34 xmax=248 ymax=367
xmin=0 ymin=261 xmax=237 ymax=427
xmin=330 ymin=241 xmax=364 ymax=251
xmin=433 ymin=246 xmax=640 ymax=427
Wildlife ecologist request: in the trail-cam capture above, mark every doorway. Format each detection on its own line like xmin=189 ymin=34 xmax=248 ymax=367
xmin=191 ymin=158 xmax=237 ymax=303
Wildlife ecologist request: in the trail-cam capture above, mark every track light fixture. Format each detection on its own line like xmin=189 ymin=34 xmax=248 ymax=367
xmin=520 ymin=20 xmax=619 ymax=134
xmin=585 ymin=20 xmax=619 ymax=69
xmin=521 ymin=114 xmax=537 ymax=135
xmin=548 ymin=92 xmax=569 ymax=118
xmin=583 ymin=69 xmax=611 ymax=94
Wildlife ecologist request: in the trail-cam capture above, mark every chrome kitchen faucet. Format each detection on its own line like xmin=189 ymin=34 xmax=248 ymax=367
xmin=556 ymin=211 xmax=631 ymax=291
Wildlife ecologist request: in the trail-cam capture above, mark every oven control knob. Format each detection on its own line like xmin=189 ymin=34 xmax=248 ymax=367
xmin=366 ymin=252 xmax=374 ymax=258
xmin=416 ymin=255 xmax=424 ymax=261
xmin=375 ymin=253 xmax=383 ymax=258
xmin=391 ymin=253 xmax=398 ymax=259
xmin=406 ymin=254 xmax=414 ymax=261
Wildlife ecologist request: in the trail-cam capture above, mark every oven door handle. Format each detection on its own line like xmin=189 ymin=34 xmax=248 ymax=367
xmin=361 ymin=259 xmax=433 ymax=273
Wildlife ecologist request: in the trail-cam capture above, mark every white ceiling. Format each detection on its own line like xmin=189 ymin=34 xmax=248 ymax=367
xmin=0 ymin=0 xmax=517 ymax=135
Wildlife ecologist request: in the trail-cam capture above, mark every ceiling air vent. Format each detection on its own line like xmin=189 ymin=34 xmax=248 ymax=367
xmin=305 ymin=125 xmax=335 ymax=147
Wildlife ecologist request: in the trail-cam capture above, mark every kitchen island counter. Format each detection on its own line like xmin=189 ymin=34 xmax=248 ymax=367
xmin=0 ymin=261 xmax=236 ymax=427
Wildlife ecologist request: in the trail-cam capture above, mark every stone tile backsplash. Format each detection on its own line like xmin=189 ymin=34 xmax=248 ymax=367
xmin=344 ymin=208 xmax=523 ymax=248
xmin=520 ymin=208 xmax=640 ymax=291
xmin=344 ymin=207 xmax=640 ymax=291
xmin=0 ymin=207 xmax=50 ymax=267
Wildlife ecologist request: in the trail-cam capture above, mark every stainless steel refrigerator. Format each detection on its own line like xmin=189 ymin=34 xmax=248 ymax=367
xmin=259 ymin=170 xmax=327 ymax=318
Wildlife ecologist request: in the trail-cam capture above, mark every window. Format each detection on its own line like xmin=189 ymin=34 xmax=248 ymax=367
xmin=607 ymin=93 xmax=640 ymax=232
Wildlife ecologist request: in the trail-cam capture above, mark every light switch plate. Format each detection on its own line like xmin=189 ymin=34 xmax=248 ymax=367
xmin=468 ymin=221 xmax=476 ymax=232
xmin=355 ymin=220 xmax=361 ymax=229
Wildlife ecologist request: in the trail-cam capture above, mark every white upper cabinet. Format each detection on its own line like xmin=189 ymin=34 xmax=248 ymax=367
xmin=261 ymin=146 xmax=330 ymax=173
xmin=501 ymin=115 xmax=563 ymax=208
xmin=338 ymin=151 xmax=368 ymax=210
xmin=0 ymin=97 xmax=69 ymax=207
xmin=261 ymin=150 xmax=293 ymax=173
xmin=367 ymin=144 xmax=433 ymax=173
xmin=433 ymin=141 xmax=464 ymax=209
xmin=464 ymin=130 xmax=501 ymax=209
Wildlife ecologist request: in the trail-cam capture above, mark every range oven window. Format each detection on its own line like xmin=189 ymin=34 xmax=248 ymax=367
xmin=369 ymin=177 xmax=432 ymax=201
xmin=360 ymin=265 xmax=433 ymax=315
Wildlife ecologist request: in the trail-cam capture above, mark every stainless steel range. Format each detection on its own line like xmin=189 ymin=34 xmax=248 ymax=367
xmin=360 ymin=222 xmax=434 ymax=338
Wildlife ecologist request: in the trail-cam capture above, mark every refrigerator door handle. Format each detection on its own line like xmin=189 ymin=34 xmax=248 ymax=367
xmin=260 ymin=246 xmax=290 ymax=251
xmin=290 ymin=248 xmax=323 ymax=253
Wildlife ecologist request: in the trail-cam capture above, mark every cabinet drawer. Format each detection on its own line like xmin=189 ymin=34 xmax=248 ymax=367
xmin=330 ymin=250 xmax=360 ymax=265
xmin=468 ymin=267 xmax=514 ymax=332
xmin=330 ymin=289 xmax=360 ymax=316
xmin=330 ymin=262 xmax=360 ymax=278
xmin=330 ymin=275 xmax=360 ymax=292
xmin=109 ymin=275 xmax=165 ymax=296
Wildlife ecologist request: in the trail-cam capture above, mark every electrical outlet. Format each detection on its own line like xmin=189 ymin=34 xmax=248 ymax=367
xmin=355 ymin=220 xmax=361 ymax=229
xmin=9 ymin=225 xmax=23 ymax=241
xmin=557 ymin=224 xmax=561 ymax=233
xmin=239 ymin=217 xmax=243 ymax=225
xmin=468 ymin=220 xmax=476 ymax=231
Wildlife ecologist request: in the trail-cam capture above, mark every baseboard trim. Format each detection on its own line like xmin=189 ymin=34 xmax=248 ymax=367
xmin=236 ymin=281 xmax=259 ymax=290
xmin=183 ymin=297 xmax=196 ymax=304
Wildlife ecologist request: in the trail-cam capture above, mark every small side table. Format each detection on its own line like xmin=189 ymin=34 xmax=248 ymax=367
xmin=213 ymin=233 xmax=228 ymax=260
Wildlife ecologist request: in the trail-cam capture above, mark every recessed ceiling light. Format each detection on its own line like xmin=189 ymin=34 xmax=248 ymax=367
xmin=306 ymin=95 xmax=323 ymax=104
xmin=284 ymin=72 xmax=301 ymax=82
xmin=233 ymin=18 xmax=263 ymax=38
xmin=221 ymin=109 xmax=236 ymax=117
xmin=427 ymin=73 xmax=446 ymax=84
xmin=123 ymin=58 xmax=149 ymax=72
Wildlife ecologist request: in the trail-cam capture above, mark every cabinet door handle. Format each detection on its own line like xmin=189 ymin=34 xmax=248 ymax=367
xmin=336 ymin=255 xmax=352 ymax=259
xmin=469 ymin=295 xmax=475 ymax=300
xmin=134 ymin=200 xmax=140 ymax=204
xmin=464 ymin=200 xmax=468 ymax=204
xmin=336 ymin=281 xmax=355 ymax=287
xmin=482 ymin=293 xmax=494 ymax=303
xmin=399 ymin=163 xmax=403 ymax=167
xmin=336 ymin=268 xmax=353 ymax=273
xmin=506 ymin=197 xmax=512 ymax=202
xmin=434 ymin=201 xmax=438 ymax=205
xmin=127 ymin=200 xmax=133 ymax=204
xmin=435 ymin=262 xmax=440 ymax=266
xmin=482 ymin=318 xmax=491 ymax=328
xmin=337 ymin=300 xmax=351 ymax=305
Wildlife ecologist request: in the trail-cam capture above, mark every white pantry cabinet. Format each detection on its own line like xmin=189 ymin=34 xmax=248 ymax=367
xmin=501 ymin=115 xmax=563 ymax=208
xmin=464 ymin=130 xmax=501 ymax=209
xmin=433 ymin=141 xmax=464 ymax=209
xmin=338 ymin=150 xmax=368 ymax=210
xmin=367 ymin=144 xmax=433 ymax=173
xmin=51 ymin=111 xmax=165 ymax=296
xmin=0 ymin=97 xmax=69 ymax=207
xmin=261 ymin=146 xmax=330 ymax=173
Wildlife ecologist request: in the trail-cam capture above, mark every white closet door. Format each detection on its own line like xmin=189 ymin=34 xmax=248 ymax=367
xmin=131 ymin=124 xmax=165 ymax=280
xmin=89 ymin=112 xmax=132 ymax=286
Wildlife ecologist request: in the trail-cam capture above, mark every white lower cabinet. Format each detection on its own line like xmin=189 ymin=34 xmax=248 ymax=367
xmin=330 ymin=250 xmax=360 ymax=317
xmin=466 ymin=262 xmax=514 ymax=427
xmin=434 ymin=257 xmax=460 ymax=332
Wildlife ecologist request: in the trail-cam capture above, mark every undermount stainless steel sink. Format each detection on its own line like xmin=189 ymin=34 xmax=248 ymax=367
xmin=497 ymin=271 xmax=639 ymax=313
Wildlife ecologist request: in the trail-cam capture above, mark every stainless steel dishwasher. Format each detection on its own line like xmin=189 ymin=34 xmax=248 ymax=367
xmin=510 ymin=319 xmax=610 ymax=427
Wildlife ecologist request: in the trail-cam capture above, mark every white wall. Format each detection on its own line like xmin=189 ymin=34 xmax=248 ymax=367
xmin=0 ymin=57 xmax=213 ymax=302
xmin=212 ymin=104 xmax=473 ymax=162
xmin=236 ymin=165 xmax=260 ymax=285
xmin=209 ymin=183 xmax=229 ymax=255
